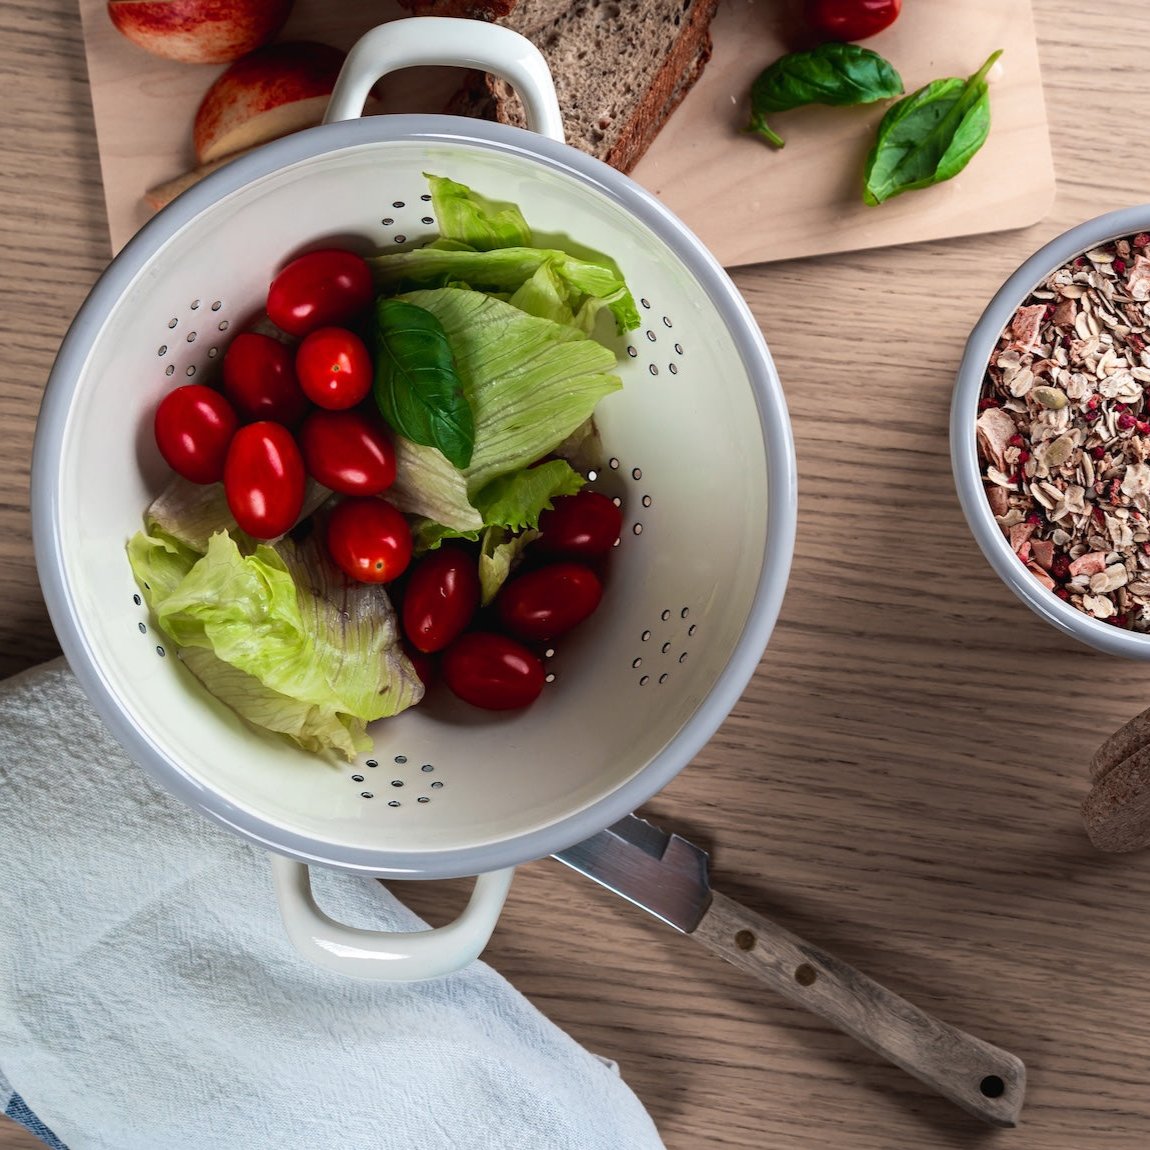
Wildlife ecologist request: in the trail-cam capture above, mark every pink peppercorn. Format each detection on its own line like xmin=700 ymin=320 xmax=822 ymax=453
xmin=1136 ymin=233 xmax=1150 ymax=247
xmin=1018 ymin=450 xmax=1031 ymax=462
xmin=1119 ymin=412 xmax=1137 ymax=429
xmin=1092 ymin=446 xmax=1107 ymax=459
xmin=1114 ymin=258 xmax=1128 ymax=274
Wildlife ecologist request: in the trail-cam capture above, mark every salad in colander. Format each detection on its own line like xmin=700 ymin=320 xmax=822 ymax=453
xmin=128 ymin=174 xmax=636 ymax=761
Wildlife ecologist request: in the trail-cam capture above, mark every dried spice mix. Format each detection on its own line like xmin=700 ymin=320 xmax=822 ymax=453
xmin=977 ymin=233 xmax=1150 ymax=631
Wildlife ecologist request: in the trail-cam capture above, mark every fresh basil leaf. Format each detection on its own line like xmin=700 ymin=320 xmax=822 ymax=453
xmin=373 ymin=298 xmax=475 ymax=470
xmin=863 ymin=50 xmax=1002 ymax=206
xmin=747 ymin=43 xmax=903 ymax=148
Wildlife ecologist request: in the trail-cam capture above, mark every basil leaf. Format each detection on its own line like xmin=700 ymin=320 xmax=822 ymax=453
xmin=747 ymin=43 xmax=903 ymax=148
xmin=863 ymin=50 xmax=1002 ymax=206
xmin=373 ymin=298 xmax=475 ymax=470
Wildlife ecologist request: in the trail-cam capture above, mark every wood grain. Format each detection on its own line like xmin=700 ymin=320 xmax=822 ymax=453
xmin=5 ymin=1 xmax=1150 ymax=1148
xmin=74 ymin=0 xmax=1055 ymax=264
xmin=692 ymin=890 xmax=1026 ymax=1126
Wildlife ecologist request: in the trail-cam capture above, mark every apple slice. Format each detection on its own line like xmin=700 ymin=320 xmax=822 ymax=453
xmin=107 ymin=0 xmax=294 ymax=65
xmin=194 ymin=41 xmax=346 ymax=165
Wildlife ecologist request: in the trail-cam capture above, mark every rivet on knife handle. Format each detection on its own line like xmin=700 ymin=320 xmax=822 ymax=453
xmin=693 ymin=891 xmax=1026 ymax=1128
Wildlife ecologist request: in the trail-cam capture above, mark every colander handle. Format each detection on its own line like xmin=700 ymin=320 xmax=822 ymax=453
xmin=323 ymin=17 xmax=565 ymax=143
xmin=269 ymin=854 xmax=515 ymax=980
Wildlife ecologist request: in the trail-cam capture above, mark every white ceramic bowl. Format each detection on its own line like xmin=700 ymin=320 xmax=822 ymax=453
xmin=951 ymin=205 xmax=1150 ymax=659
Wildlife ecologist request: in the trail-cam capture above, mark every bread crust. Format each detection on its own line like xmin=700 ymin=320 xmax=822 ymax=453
xmin=432 ymin=0 xmax=719 ymax=173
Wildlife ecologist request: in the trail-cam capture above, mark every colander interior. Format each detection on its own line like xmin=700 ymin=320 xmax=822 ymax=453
xmin=37 ymin=121 xmax=790 ymax=874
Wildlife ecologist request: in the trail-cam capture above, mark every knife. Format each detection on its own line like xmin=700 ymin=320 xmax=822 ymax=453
xmin=553 ymin=815 xmax=1026 ymax=1128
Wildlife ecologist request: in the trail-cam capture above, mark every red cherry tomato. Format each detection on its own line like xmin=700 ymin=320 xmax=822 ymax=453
xmin=221 ymin=332 xmax=310 ymax=426
xmin=325 ymin=497 xmax=412 ymax=584
xmin=804 ymin=0 xmax=901 ymax=41
xmin=402 ymin=641 xmax=437 ymax=688
xmin=537 ymin=490 xmax=623 ymax=558
xmin=153 ymin=384 xmax=238 ymax=484
xmin=266 ymin=248 xmax=374 ymax=338
xmin=497 ymin=562 xmax=603 ymax=642
xmin=298 ymin=409 xmax=396 ymax=495
xmin=295 ymin=327 xmax=373 ymax=410
xmin=223 ymin=421 xmax=306 ymax=540
xmin=441 ymin=632 xmax=545 ymax=711
xmin=402 ymin=546 xmax=481 ymax=653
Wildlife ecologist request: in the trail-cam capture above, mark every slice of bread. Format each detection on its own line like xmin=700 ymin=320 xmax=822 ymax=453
xmin=399 ymin=0 xmax=720 ymax=173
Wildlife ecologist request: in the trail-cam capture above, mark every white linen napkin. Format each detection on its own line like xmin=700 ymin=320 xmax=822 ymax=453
xmin=0 ymin=658 xmax=666 ymax=1150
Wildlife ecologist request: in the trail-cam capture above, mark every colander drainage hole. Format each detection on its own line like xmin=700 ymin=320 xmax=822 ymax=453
xmin=132 ymin=594 xmax=141 ymax=606
xmin=642 ymin=495 xmax=652 ymax=508
xmin=609 ymin=458 xmax=619 ymax=469
xmin=645 ymin=330 xmax=656 ymax=342
xmin=362 ymin=791 xmax=374 ymax=799
xmin=641 ymin=630 xmax=651 ymax=641
xmin=394 ymin=754 xmax=407 ymax=764
xmin=658 ymin=673 xmax=668 ymax=684
xmin=394 ymin=235 xmax=407 ymax=244
xmin=186 ymin=331 xmax=196 ymax=342
xmin=632 ymin=658 xmax=642 ymax=668
xmin=211 ymin=301 xmax=222 ymax=312
xmin=668 ymin=363 xmax=678 ymax=375
xmin=157 ymin=345 xmax=167 ymax=356
xmin=662 ymin=641 xmax=671 ymax=654
xmin=689 ymin=624 xmax=697 ymax=636
xmin=421 ymin=193 xmax=432 ymax=201
xmin=185 ymin=366 xmax=196 ymax=377
xmin=352 ymin=774 xmax=364 ymax=782
xmin=190 ymin=299 xmax=200 ymax=310
xmin=640 ymin=675 xmax=650 ymax=686
xmin=392 ymin=200 xmax=405 ymax=208
xmin=388 ymin=800 xmax=400 ymax=807
xmin=661 ymin=609 xmax=671 ymax=621
xmin=640 ymin=298 xmax=650 ymax=309
xmin=168 ymin=318 xmax=177 ymax=329
xmin=418 ymin=796 xmax=430 ymax=804
xmin=156 ymin=646 xmax=166 ymax=658
xmin=430 ymin=781 xmax=444 ymax=790
xmin=674 ymin=342 xmax=684 ymax=355
xmin=391 ymin=780 xmax=403 ymax=788
xmin=631 ymin=468 xmax=642 ymax=480
xmin=420 ymin=764 xmax=434 ymax=773
xmin=138 ymin=622 xmax=146 ymax=634
xmin=165 ymin=366 xmax=175 ymax=377
xmin=382 ymin=217 xmax=394 ymax=225
xmin=366 ymin=759 xmax=378 ymax=768
xmin=545 ymin=672 xmax=556 ymax=684
xmin=421 ymin=216 xmax=434 ymax=225
xmin=648 ymin=365 xmax=658 ymax=376
xmin=626 ymin=346 xmax=637 ymax=358
xmin=662 ymin=316 xmax=672 ymax=328
xmin=632 ymin=523 xmax=643 ymax=536
xmin=218 ymin=319 xmax=230 ymax=332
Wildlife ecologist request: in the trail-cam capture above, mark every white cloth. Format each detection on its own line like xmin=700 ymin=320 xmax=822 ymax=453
xmin=0 ymin=659 xmax=665 ymax=1150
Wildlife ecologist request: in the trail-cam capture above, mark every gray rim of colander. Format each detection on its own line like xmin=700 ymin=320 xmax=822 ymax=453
xmin=950 ymin=203 xmax=1150 ymax=660
xmin=32 ymin=114 xmax=799 ymax=878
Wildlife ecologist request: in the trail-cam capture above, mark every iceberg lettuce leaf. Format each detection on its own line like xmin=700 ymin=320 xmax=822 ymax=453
xmin=371 ymin=246 xmax=640 ymax=333
xmin=472 ymin=459 xmax=585 ymax=532
xmin=427 ymin=173 xmax=532 ymax=250
xmin=478 ymin=525 xmax=539 ymax=606
xmin=127 ymin=530 xmax=421 ymax=760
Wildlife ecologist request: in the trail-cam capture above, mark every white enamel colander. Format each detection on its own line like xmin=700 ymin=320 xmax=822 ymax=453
xmin=31 ymin=18 xmax=797 ymax=980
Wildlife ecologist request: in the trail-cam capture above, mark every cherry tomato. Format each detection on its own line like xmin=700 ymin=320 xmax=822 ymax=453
xmin=441 ymin=632 xmax=545 ymax=711
xmin=298 ymin=409 xmax=396 ymax=495
xmin=402 ymin=546 xmax=481 ymax=653
xmin=266 ymin=248 xmax=374 ymax=337
xmin=804 ymin=0 xmax=901 ymax=41
xmin=402 ymin=641 xmax=437 ymax=689
xmin=153 ymin=384 xmax=238 ymax=484
xmin=325 ymin=497 xmax=412 ymax=584
xmin=221 ymin=332 xmax=310 ymax=426
xmin=295 ymin=327 xmax=373 ymax=410
xmin=537 ymin=490 xmax=623 ymax=558
xmin=223 ymin=421 xmax=306 ymax=540
xmin=497 ymin=562 xmax=603 ymax=642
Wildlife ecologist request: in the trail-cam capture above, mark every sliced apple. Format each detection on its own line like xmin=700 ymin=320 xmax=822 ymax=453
xmin=107 ymin=0 xmax=294 ymax=65
xmin=193 ymin=40 xmax=346 ymax=165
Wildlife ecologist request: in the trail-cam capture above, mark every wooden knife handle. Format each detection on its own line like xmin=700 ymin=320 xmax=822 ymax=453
xmin=692 ymin=891 xmax=1026 ymax=1127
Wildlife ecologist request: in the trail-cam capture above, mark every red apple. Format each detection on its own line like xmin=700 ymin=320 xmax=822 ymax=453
xmin=107 ymin=0 xmax=294 ymax=65
xmin=193 ymin=40 xmax=346 ymax=164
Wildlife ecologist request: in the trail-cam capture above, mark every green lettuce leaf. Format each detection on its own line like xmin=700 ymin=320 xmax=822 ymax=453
xmin=128 ymin=527 xmax=201 ymax=605
xmin=126 ymin=530 xmax=422 ymax=760
xmin=409 ymin=517 xmax=482 ymax=553
xmin=478 ymin=525 xmax=539 ymax=606
xmin=385 ymin=288 xmax=620 ymax=529
xmin=427 ymin=173 xmax=532 ymax=250
xmin=472 ymin=459 xmax=585 ymax=532
xmin=371 ymin=245 xmax=640 ymax=333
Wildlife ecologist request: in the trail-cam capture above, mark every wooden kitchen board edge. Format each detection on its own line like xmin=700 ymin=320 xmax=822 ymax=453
xmin=78 ymin=0 xmax=1055 ymax=267
xmin=630 ymin=0 xmax=1057 ymax=268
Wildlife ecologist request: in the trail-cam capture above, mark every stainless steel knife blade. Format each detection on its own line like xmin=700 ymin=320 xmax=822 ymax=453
xmin=552 ymin=814 xmax=712 ymax=932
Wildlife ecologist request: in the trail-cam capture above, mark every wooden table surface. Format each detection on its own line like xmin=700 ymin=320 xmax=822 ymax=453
xmin=3 ymin=1 xmax=1150 ymax=1147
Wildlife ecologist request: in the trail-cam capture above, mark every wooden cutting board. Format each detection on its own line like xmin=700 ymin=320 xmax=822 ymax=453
xmin=77 ymin=0 xmax=1054 ymax=267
